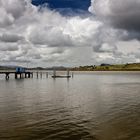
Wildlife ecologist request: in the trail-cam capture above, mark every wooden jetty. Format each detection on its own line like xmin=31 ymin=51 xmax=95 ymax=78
xmin=0 ymin=67 xmax=33 ymax=80
xmin=0 ymin=68 xmax=73 ymax=80
xmin=0 ymin=71 xmax=33 ymax=80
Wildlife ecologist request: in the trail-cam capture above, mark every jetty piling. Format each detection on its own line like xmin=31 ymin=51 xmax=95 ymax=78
xmin=72 ymin=72 xmax=74 ymax=78
xmin=5 ymin=73 xmax=10 ymax=80
xmin=40 ymin=72 xmax=42 ymax=78
xmin=67 ymin=70 xmax=70 ymax=77
xmin=36 ymin=72 xmax=39 ymax=78
xmin=46 ymin=72 xmax=48 ymax=78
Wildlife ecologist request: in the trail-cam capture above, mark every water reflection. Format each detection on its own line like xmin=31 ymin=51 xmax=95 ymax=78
xmin=0 ymin=72 xmax=140 ymax=140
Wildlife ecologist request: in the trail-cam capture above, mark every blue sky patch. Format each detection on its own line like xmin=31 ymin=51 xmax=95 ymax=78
xmin=32 ymin=0 xmax=91 ymax=15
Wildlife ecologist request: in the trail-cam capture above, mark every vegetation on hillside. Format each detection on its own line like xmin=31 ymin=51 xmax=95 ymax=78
xmin=71 ymin=63 xmax=140 ymax=71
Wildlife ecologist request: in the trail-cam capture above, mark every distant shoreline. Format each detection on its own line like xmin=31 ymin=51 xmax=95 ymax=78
xmin=71 ymin=69 xmax=140 ymax=72
xmin=0 ymin=69 xmax=140 ymax=72
xmin=1 ymin=63 xmax=140 ymax=71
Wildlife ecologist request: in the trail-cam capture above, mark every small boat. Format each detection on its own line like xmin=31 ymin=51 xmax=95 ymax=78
xmin=52 ymin=75 xmax=71 ymax=78
xmin=52 ymin=69 xmax=71 ymax=78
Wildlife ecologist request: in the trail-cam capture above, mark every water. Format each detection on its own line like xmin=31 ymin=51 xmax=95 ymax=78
xmin=0 ymin=71 xmax=140 ymax=140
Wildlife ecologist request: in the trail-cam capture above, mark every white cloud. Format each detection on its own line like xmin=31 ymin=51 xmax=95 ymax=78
xmin=0 ymin=0 xmax=140 ymax=66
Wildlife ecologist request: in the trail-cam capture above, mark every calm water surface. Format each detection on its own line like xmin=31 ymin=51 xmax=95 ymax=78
xmin=0 ymin=72 xmax=140 ymax=140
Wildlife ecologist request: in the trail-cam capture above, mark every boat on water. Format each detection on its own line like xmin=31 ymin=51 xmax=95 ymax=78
xmin=52 ymin=75 xmax=71 ymax=78
xmin=52 ymin=69 xmax=72 ymax=78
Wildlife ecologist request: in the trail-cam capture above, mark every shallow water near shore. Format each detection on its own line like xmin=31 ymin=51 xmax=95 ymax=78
xmin=0 ymin=71 xmax=140 ymax=140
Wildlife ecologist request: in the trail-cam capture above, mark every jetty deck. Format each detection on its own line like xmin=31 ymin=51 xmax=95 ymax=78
xmin=0 ymin=71 xmax=33 ymax=80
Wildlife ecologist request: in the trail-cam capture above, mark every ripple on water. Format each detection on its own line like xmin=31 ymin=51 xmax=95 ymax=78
xmin=0 ymin=72 xmax=140 ymax=140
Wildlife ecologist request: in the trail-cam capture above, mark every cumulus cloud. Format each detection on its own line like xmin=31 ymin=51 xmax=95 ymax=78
xmin=89 ymin=0 xmax=140 ymax=63
xmin=0 ymin=0 xmax=30 ymax=27
xmin=90 ymin=0 xmax=140 ymax=32
xmin=0 ymin=0 xmax=139 ymax=66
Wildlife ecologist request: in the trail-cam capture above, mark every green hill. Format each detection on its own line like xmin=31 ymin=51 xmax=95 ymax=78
xmin=71 ymin=63 xmax=140 ymax=71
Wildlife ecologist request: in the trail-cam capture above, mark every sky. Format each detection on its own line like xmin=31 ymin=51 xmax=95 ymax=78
xmin=32 ymin=0 xmax=90 ymax=11
xmin=0 ymin=0 xmax=140 ymax=67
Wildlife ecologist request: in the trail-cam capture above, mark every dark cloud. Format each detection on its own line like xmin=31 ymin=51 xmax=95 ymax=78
xmin=0 ymin=33 xmax=23 ymax=42
xmin=90 ymin=0 xmax=140 ymax=38
xmin=109 ymin=0 xmax=140 ymax=31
